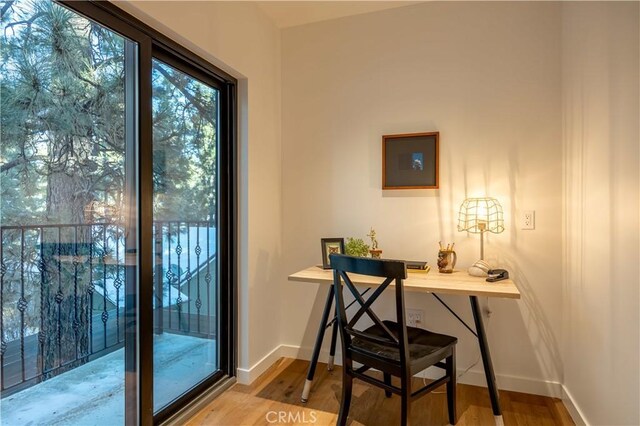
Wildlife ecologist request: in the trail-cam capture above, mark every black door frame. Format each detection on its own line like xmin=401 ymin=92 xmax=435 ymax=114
xmin=55 ymin=1 xmax=237 ymax=424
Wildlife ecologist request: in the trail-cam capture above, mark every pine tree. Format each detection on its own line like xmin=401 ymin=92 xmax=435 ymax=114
xmin=1 ymin=0 xmax=217 ymax=381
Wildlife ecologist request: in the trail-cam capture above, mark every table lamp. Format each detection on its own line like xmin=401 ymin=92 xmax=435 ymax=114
xmin=457 ymin=197 xmax=504 ymax=261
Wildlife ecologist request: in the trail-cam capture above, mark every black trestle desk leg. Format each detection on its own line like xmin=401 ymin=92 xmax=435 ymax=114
xmin=470 ymin=295 xmax=503 ymax=425
xmin=301 ymin=285 xmax=335 ymax=403
xmin=327 ymin=313 xmax=338 ymax=371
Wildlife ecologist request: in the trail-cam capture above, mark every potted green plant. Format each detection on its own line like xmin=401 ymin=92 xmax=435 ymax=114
xmin=345 ymin=238 xmax=370 ymax=257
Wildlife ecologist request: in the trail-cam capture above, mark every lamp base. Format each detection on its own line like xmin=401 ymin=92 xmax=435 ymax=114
xmin=468 ymin=259 xmax=490 ymax=277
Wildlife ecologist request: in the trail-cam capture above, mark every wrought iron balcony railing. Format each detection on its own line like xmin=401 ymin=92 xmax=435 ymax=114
xmin=0 ymin=221 xmax=217 ymax=396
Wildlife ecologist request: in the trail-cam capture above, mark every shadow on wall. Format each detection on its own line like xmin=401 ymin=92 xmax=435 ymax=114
xmin=464 ymin=144 xmax=563 ymax=387
xmin=500 ymin=252 xmax=563 ymax=385
xmin=249 ymin=248 xmax=282 ymax=367
xmin=298 ymin=285 xmax=332 ymax=360
xmin=499 ymin=147 xmax=562 ymax=385
xmin=436 ymin=145 xmax=455 ymax=241
xmin=516 ymin=151 xmax=561 ymax=384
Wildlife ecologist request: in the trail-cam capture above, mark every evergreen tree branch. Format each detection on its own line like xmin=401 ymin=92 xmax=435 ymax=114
xmin=0 ymin=154 xmax=26 ymax=173
xmin=153 ymin=63 xmax=215 ymax=126
xmin=3 ymin=12 xmax=44 ymax=33
xmin=0 ymin=0 xmax=15 ymax=20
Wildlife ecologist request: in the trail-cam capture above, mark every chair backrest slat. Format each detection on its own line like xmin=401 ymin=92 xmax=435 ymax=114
xmin=330 ymin=254 xmax=407 ymax=279
xmin=339 ymin=271 xmax=399 ymax=344
xmin=347 ymin=276 xmax=394 ymax=326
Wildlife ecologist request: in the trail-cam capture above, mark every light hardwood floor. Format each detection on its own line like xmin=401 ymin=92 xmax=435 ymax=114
xmin=186 ymin=358 xmax=574 ymax=426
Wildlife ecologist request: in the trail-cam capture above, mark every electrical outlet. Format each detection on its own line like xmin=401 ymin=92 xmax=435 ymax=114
xmin=522 ymin=210 xmax=535 ymax=230
xmin=407 ymin=309 xmax=423 ymax=327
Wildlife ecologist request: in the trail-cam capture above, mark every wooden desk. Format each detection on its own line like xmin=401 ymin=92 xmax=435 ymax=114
xmin=288 ymin=266 xmax=520 ymax=425
xmin=290 ymin=266 xmax=520 ymax=299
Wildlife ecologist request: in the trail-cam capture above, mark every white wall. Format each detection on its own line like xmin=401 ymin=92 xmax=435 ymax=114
xmin=282 ymin=1 xmax=565 ymax=396
xmin=562 ymin=2 xmax=640 ymax=425
xmin=114 ymin=1 xmax=283 ymax=378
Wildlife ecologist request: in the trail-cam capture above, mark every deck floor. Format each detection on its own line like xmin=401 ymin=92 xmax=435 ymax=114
xmin=0 ymin=333 xmax=217 ymax=426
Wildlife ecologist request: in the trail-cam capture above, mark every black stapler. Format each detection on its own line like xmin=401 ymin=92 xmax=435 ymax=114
xmin=486 ymin=269 xmax=509 ymax=282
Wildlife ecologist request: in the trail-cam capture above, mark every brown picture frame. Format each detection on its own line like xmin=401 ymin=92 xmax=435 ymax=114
xmin=382 ymin=132 xmax=439 ymax=189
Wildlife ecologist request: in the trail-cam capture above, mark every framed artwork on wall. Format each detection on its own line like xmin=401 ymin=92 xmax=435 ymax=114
xmin=320 ymin=238 xmax=345 ymax=269
xmin=382 ymin=131 xmax=439 ymax=189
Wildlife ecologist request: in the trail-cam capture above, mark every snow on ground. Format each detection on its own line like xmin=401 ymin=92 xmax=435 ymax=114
xmin=103 ymin=226 xmax=216 ymax=309
xmin=0 ymin=333 xmax=216 ymax=426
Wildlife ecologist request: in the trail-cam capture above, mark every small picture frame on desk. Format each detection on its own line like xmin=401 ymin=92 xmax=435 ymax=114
xmin=320 ymin=238 xmax=345 ymax=269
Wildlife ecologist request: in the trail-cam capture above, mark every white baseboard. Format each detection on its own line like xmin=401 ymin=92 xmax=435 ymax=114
xmin=415 ymin=367 xmax=563 ymax=398
xmin=561 ymin=385 xmax=589 ymax=425
xmin=236 ymin=344 xmax=339 ymax=384
xmin=236 ymin=345 xmax=288 ymax=384
xmin=237 ymin=344 xmax=563 ymax=400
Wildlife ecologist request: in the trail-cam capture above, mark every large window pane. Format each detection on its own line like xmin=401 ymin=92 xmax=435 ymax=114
xmin=151 ymin=58 xmax=219 ymax=412
xmin=0 ymin=1 xmax=137 ymax=424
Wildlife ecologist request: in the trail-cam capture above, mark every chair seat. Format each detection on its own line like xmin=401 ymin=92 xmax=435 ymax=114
xmin=352 ymin=320 xmax=457 ymax=371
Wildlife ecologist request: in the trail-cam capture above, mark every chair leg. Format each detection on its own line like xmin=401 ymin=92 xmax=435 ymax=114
xmin=337 ymin=371 xmax=353 ymax=426
xmin=383 ymin=373 xmax=392 ymax=398
xmin=400 ymin=376 xmax=411 ymax=426
xmin=400 ymin=391 xmax=411 ymax=426
xmin=446 ymin=348 xmax=457 ymax=425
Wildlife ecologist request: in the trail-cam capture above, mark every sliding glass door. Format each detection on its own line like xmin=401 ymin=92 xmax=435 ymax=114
xmin=151 ymin=57 xmax=221 ymax=412
xmin=1 ymin=1 xmax=139 ymax=423
xmin=1 ymin=1 xmax=236 ymax=424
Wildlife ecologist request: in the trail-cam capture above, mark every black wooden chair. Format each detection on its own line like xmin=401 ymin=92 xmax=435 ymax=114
xmin=329 ymin=254 xmax=458 ymax=426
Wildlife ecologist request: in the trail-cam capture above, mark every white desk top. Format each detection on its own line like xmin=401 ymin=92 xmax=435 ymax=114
xmin=288 ymin=266 xmax=520 ymax=299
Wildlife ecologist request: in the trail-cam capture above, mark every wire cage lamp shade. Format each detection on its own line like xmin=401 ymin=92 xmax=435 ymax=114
xmin=457 ymin=197 xmax=504 ymax=234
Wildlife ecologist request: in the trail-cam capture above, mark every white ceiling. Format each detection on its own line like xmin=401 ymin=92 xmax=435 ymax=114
xmin=255 ymin=1 xmax=422 ymax=29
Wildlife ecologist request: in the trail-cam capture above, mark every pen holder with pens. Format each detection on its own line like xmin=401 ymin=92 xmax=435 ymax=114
xmin=437 ymin=246 xmax=457 ymax=273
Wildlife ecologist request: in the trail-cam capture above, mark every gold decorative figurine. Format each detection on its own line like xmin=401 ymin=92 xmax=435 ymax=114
xmin=367 ymin=227 xmax=382 ymax=258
